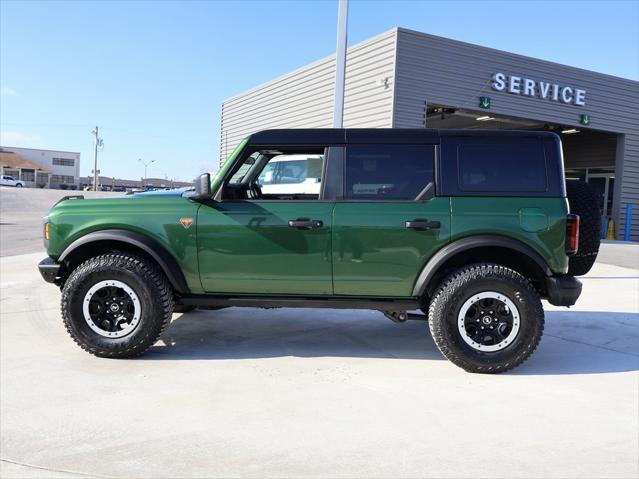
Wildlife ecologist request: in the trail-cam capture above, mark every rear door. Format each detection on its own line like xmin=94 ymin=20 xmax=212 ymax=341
xmin=332 ymin=144 xmax=451 ymax=297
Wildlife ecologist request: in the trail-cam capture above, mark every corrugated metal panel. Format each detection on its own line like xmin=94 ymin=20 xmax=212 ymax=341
xmin=393 ymin=28 xmax=639 ymax=240
xmin=220 ymin=30 xmax=398 ymax=162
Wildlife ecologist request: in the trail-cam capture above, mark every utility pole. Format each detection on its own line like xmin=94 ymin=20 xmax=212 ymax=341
xmin=91 ymin=126 xmax=103 ymax=191
xmin=332 ymin=0 xmax=349 ymax=128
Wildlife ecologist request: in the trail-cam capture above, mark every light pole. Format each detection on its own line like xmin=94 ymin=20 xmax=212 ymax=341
xmin=138 ymin=158 xmax=155 ymax=185
xmin=332 ymin=0 xmax=348 ymax=128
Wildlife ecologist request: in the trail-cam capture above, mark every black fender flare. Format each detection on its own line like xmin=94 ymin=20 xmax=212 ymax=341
xmin=412 ymin=235 xmax=553 ymax=297
xmin=58 ymin=229 xmax=189 ymax=294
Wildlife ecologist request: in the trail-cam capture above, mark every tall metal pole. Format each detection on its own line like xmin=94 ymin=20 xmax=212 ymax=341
xmin=92 ymin=126 xmax=99 ymax=191
xmin=332 ymin=0 xmax=348 ymax=128
xmin=138 ymin=158 xmax=155 ymax=185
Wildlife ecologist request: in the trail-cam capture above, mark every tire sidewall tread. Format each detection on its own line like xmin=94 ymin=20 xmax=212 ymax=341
xmin=61 ymin=252 xmax=174 ymax=358
xmin=428 ymin=263 xmax=545 ymax=373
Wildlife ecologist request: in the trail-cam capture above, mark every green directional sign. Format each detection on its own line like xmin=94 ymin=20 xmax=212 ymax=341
xmin=479 ymin=97 xmax=491 ymax=109
xmin=580 ymin=114 xmax=591 ymax=126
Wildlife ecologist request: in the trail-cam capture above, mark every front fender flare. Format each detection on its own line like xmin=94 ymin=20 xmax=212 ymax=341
xmin=58 ymin=229 xmax=189 ymax=294
xmin=412 ymin=235 xmax=553 ymax=297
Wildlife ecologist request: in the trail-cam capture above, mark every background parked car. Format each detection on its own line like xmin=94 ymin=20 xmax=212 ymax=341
xmin=0 ymin=175 xmax=24 ymax=187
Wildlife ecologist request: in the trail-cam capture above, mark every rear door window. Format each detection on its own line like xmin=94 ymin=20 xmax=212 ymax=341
xmin=457 ymin=139 xmax=547 ymax=192
xmin=345 ymin=145 xmax=435 ymax=200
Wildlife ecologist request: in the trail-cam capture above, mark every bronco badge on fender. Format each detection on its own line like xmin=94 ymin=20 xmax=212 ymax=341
xmin=179 ymin=217 xmax=193 ymax=229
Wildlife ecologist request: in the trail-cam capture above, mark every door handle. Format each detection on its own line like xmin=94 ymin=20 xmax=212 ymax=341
xmin=405 ymin=219 xmax=441 ymax=230
xmin=288 ymin=219 xmax=324 ymax=230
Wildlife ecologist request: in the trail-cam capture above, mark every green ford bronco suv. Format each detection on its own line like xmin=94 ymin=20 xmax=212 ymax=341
xmin=38 ymin=129 xmax=601 ymax=373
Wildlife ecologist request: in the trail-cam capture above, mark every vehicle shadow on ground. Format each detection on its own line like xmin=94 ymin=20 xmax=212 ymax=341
xmin=142 ymin=308 xmax=639 ymax=375
xmin=149 ymin=308 xmax=443 ymax=361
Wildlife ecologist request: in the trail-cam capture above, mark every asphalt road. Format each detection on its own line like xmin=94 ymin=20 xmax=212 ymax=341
xmin=0 ymin=187 xmax=119 ymax=257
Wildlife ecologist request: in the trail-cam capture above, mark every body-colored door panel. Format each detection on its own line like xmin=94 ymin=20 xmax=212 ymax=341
xmin=197 ymin=201 xmax=334 ymax=294
xmin=332 ymin=198 xmax=451 ymax=297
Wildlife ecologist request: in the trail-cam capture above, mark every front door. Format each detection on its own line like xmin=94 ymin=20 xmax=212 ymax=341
xmin=332 ymin=145 xmax=451 ymax=297
xmin=197 ymin=146 xmax=333 ymax=295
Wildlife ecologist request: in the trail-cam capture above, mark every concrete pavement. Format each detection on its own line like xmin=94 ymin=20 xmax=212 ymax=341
xmin=1 ymin=250 xmax=637 ymax=478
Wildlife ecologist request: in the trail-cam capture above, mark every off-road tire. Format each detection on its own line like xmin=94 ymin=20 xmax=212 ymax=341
xmin=61 ymin=252 xmax=174 ymax=358
xmin=566 ymin=180 xmax=601 ymax=276
xmin=428 ymin=264 xmax=544 ymax=373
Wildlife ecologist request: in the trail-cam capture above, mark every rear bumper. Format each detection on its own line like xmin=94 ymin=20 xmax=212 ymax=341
xmin=545 ymin=275 xmax=582 ymax=307
xmin=38 ymin=257 xmax=61 ymax=284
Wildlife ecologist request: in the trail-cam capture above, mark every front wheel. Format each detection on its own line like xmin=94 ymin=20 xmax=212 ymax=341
xmin=15 ymin=183 xmax=23 ymax=187
xmin=61 ymin=253 xmax=174 ymax=357
xmin=428 ymin=264 xmax=544 ymax=373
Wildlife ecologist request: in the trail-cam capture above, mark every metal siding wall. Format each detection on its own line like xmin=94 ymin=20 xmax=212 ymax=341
xmin=220 ymin=30 xmax=397 ymax=162
xmin=393 ymin=28 xmax=639 ymax=240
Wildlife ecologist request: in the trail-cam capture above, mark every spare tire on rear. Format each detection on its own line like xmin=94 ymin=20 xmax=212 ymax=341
xmin=566 ymin=180 xmax=601 ymax=276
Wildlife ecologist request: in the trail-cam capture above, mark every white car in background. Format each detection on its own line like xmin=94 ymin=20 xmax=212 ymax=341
xmin=258 ymin=154 xmax=323 ymax=196
xmin=0 ymin=175 xmax=24 ymax=187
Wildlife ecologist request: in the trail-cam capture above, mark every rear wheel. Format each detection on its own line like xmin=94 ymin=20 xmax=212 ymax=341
xmin=61 ymin=252 xmax=174 ymax=357
xmin=566 ymin=180 xmax=601 ymax=276
xmin=428 ymin=264 xmax=544 ymax=373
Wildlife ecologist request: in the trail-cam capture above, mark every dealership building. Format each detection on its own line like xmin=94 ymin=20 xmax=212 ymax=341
xmin=220 ymin=28 xmax=639 ymax=241
xmin=0 ymin=145 xmax=81 ymax=189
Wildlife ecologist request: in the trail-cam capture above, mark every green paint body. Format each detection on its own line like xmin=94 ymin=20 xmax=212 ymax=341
xmin=46 ymin=191 xmax=568 ymax=297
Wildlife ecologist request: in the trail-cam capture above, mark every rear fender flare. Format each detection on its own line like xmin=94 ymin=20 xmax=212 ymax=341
xmin=412 ymin=235 xmax=552 ymax=297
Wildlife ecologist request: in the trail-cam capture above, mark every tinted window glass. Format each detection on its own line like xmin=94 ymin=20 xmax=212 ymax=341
xmin=345 ymin=146 xmax=435 ymax=200
xmin=458 ymin=141 xmax=547 ymax=192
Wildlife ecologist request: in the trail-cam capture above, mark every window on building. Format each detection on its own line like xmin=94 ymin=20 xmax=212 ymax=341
xmin=36 ymin=172 xmax=49 ymax=185
xmin=458 ymin=141 xmax=547 ymax=192
xmin=51 ymin=175 xmax=75 ymax=184
xmin=345 ymin=145 xmax=435 ymax=200
xmin=20 ymin=169 xmax=35 ymax=181
xmin=52 ymin=158 xmax=75 ymax=167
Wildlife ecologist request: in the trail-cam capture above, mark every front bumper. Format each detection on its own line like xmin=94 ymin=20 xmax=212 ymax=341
xmin=38 ymin=257 xmax=61 ymax=284
xmin=546 ymin=275 xmax=582 ymax=307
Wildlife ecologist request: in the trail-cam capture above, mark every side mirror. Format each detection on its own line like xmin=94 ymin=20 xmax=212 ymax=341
xmin=192 ymin=173 xmax=211 ymax=200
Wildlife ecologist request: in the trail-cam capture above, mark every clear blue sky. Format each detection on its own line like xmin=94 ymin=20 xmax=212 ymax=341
xmin=1 ymin=0 xmax=637 ymax=181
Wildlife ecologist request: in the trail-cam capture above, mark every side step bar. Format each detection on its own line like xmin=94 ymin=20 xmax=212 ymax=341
xmin=180 ymin=295 xmax=423 ymax=311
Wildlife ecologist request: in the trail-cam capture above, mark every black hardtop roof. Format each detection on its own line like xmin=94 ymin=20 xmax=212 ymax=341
xmin=248 ymin=128 xmax=559 ymax=145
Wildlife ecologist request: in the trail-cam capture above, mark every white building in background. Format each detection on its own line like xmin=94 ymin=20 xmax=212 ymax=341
xmin=0 ymin=146 xmax=81 ymax=189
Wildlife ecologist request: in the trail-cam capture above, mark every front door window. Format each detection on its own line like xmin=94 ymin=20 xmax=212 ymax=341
xmin=223 ymin=148 xmax=325 ymax=201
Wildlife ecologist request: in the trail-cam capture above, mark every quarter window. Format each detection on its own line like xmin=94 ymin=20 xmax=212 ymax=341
xmin=345 ymin=145 xmax=435 ymax=200
xmin=458 ymin=140 xmax=547 ymax=192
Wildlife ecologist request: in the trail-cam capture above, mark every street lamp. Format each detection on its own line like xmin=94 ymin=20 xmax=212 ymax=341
xmin=138 ymin=158 xmax=155 ymax=184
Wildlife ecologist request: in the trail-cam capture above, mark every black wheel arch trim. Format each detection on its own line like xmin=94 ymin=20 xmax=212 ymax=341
xmin=58 ymin=229 xmax=189 ymax=294
xmin=412 ymin=235 xmax=553 ymax=297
